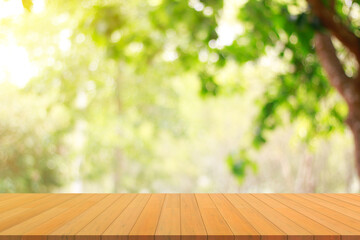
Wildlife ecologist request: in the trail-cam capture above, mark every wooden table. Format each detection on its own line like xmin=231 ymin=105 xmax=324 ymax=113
xmin=0 ymin=194 xmax=359 ymax=240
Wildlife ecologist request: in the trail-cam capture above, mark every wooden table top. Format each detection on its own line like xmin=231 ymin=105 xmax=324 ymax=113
xmin=0 ymin=194 xmax=359 ymax=240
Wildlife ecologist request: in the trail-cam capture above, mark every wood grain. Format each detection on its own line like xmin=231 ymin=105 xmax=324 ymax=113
xmin=0 ymin=193 xmax=359 ymax=240
xmin=48 ymin=194 xmax=117 ymax=240
xmin=76 ymin=194 xmax=135 ymax=240
xmin=325 ymin=193 xmax=360 ymax=207
xmin=239 ymin=194 xmax=312 ymax=240
xmin=180 ymin=194 xmax=207 ymax=240
xmin=1 ymin=194 xmax=95 ymax=240
xmin=102 ymin=194 xmax=151 ymax=240
xmin=129 ymin=194 xmax=165 ymax=240
xmin=0 ymin=194 xmax=74 ymax=237
xmin=255 ymin=194 xmax=339 ymax=240
xmin=225 ymin=194 xmax=285 ymax=240
xmin=277 ymin=194 xmax=360 ymax=240
xmin=210 ymin=194 xmax=259 ymax=240
xmin=196 ymin=194 xmax=234 ymax=240
xmin=155 ymin=194 xmax=181 ymax=240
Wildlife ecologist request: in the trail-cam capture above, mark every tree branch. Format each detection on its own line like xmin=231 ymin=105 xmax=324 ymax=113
xmin=314 ymin=33 xmax=351 ymax=98
xmin=307 ymin=0 xmax=360 ymax=63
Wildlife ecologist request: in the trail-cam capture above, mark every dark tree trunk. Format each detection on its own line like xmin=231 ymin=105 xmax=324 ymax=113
xmin=314 ymin=32 xmax=360 ymax=178
xmin=305 ymin=0 xmax=360 ymax=179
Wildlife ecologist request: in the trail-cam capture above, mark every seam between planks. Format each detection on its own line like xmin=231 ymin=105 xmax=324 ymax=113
xmin=1 ymin=194 xmax=360 ymax=240
xmin=98 ymin=194 xmax=137 ymax=240
xmin=219 ymin=193 xmax=261 ymax=238
xmin=26 ymin=194 xmax=96 ymax=239
xmin=307 ymin=194 xmax=360 ymax=213
xmin=254 ymin=194 xmax=339 ymax=240
xmin=69 ymin=194 xmax=124 ymax=240
xmin=0 ymin=194 xmax=49 ymax=212
xmin=294 ymin=194 xmax=360 ymax=232
xmin=266 ymin=194 xmax=341 ymax=237
xmin=126 ymin=194 xmax=153 ymax=239
xmin=278 ymin=194 xmax=360 ymax=240
xmin=209 ymin=194 xmax=235 ymax=237
xmin=193 ymin=193 xmax=208 ymax=240
xmin=252 ymin=194 xmax=314 ymax=240
xmin=224 ymin=194 xmax=286 ymax=240
xmin=324 ymin=194 xmax=360 ymax=208
xmin=71 ymin=194 xmax=115 ymax=236
xmin=45 ymin=194 xmax=109 ymax=240
xmin=45 ymin=194 xmax=113 ymax=240
xmin=208 ymin=194 xmax=237 ymax=239
xmin=1 ymin=194 xmax=78 ymax=235
xmin=153 ymin=194 xmax=167 ymax=240
xmin=239 ymin=194 xmax=291 ymax=240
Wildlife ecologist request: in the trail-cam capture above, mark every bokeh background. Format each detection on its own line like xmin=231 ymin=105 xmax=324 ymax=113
xmin=0 ymin=0 xmax=359 ymax=193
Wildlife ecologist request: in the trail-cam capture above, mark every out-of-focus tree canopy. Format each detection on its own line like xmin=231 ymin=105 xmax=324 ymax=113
xmin=67 ymin=0 xmax=354 ymax=182
xmin=0 ymin=0 xmax=358 ymax=192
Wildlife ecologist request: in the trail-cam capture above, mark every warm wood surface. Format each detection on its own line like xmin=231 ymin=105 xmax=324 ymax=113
xmin=0 ymin=194 xmax=359 ymax=240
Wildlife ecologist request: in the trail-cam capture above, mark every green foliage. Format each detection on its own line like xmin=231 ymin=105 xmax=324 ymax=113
xmin=8 ymin=0 xmax=355 ymax=190
xmin=233 ymin=0 xmax=347 ymax=150
xmin=200 ymin=72 xmax=219 ymax=97
xmin=0 ymin=85 xmax=71 ymax=192
xmin=227 ymin=150 xmax=258 ymax=184
xmin=4 ymin=0 xmax=228 ymax=192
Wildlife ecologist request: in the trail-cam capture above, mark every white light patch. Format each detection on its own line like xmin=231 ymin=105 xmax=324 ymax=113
xmin=0 ymin=44 xmax=38 ymax=88
xmin=0 ymin=0 xmax=45 ymax=20
xmin=216 ymin=23 xmax=244 ymax=47
xmin=0 ymin=0 xmax=23 ymax=20
xmin=58 ymin=29 xmax=72 ymax=52
xmin=32 ymin=0 xmax=45 ymax=14
xmin=215 ymin=0 xmax=246 ymax=47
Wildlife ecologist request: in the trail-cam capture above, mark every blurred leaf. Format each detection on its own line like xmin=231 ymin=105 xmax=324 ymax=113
xmin=199 ymin=72 xmax=219 ymax=97
xmin=227 ymin=150 xmax=258 ymax=185
xmin=22 ymin=0 xmax=33 ymax=11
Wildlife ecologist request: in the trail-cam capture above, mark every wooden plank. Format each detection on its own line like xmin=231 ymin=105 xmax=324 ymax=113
xmin=304 ymin=194 xmax=360 ymax=220
xmin=0 ymin=194 xmax=23 ymax=203
xmin=0 ymin=194 xmax=47 ymax=214
xmin=129 ymin=194 xmax=165 ymax=240
xmin=210 ymin=194 xmax=259 ymax=240
xmin=0 ymin=194 xmax=96 ymax=240
xmin=76 ymin=194 xmax=136 ymax=240
xmin=21 ymin=194 xmax=106 ymax=240
xmin=180 ymin=194 xmax=207 ymax=240
xmin=324 ymin=194 xmax=360 ymax=207
xmin=333 ymin=194 xmax=360 ymax=203
xmin=275 ymin=194 xmax=360 ymax=240
xmin=0 ymin=193 xmax=358 ymax=240
xmin=254 ymin=194 xmax=339 ymax=240
xmin=155 ymin=194 xmax=181 ymax=240
xmin=291 ymin=194 xmax=360 ymax=230
xmin=0 ymin=194 xmax=74 ymax=235
xmin=225 ymin=194 xmax=285 ymax=240
xmin=195 ymin=194 xmax=234 ymax=240
xmin=239 ymin=194 xmax=312 ymax=240
xmin=48 ymin=194 xmax=119 ymax=240
xmin=0 ymin=194 xmax=50 ymax=220
xmin=102 ymin=194 xmax=151 ymax=240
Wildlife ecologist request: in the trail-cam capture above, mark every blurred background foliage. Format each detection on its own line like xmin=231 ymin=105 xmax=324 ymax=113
xmin=0 ymin=0 xmax=358 ymax=193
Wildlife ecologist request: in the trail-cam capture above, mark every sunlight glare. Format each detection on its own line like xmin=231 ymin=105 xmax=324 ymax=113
xmin=0 ymin=44 xmax=38 ymax=88
xmin=0 ymin=0 xmax=24 ymax=20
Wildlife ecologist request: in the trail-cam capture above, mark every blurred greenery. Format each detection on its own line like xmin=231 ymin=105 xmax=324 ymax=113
xmin=0 ymin=0 xmax=358 ymax=193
